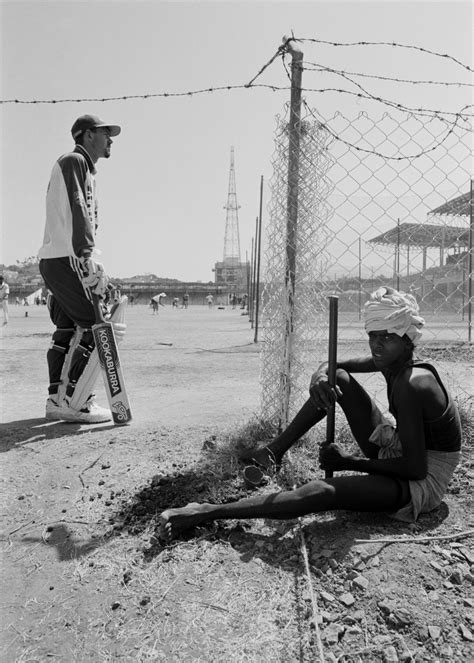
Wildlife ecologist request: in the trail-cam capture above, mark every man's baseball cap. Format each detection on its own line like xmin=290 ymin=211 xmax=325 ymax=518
xmin=71 ymin=114 xmax=121 ymax=139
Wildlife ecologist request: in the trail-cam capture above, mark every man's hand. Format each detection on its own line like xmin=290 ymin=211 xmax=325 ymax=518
xmin=80 ymin=257 xmax=109 ymax=297
xmin=319 ymin=443 xmax=353 ymax=472
xmin=309 ymin=363 xmax=342 ymax=410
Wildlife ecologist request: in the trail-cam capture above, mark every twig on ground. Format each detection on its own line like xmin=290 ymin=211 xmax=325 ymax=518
xmin=7 ymin=520 xmax=36 ymax=537
xmin=355 ymin=528 xmax=474 ymax=544
xmin=79 ymin=454 xmax=103 ymax=488
xmin=299 ymin=526 xmax=326 ymax=662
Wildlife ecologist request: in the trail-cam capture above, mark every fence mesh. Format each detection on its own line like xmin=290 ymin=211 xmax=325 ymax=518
xmin=260 ymin=104 xmax=472 ymax=426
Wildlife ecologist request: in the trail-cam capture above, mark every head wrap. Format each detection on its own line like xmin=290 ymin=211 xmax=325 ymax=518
xmin=364 ymin=287 xmax=425 ymax=344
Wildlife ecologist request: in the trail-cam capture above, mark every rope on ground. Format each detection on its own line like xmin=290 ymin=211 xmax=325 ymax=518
xmin=298 ymin=522 xmax=326 ymax=662
xmin=355 ymin=528 xmax=474 ymax=544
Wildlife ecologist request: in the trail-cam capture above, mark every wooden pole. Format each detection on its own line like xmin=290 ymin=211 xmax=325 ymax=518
xmin=468 ymin=179 xmax=473 ymax=342
xmin=280 ymin=36 xmax=303 ymax=428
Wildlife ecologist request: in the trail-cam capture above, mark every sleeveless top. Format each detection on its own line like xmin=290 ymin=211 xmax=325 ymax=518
xmin=387 ymin=360 xmax=462 ymax=453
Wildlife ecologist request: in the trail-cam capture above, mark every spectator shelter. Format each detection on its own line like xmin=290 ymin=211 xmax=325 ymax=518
xmin=368 ymin=191 xmax=471 ymax=273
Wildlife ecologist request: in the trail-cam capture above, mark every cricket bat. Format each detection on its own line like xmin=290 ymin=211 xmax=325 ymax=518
xmin=92 ymin=294 xmax=132 ymax=425
xmin=324 ymin=295 xmax=339 ymax=479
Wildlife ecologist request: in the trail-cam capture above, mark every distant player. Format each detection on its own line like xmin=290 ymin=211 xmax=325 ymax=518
xmin=38 ymin=114 xmax=123 ymax=423
xmin=151 ymin=293 xmax=166 ymax=314
xmin=160 ymin=288 xmax=462 ymax=538
xmin=0 ymin=275 xmax=10 ymax=325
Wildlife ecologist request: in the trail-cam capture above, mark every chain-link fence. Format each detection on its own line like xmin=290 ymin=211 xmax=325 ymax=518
xmin=260 ymin=103 xmax=472 ymax=427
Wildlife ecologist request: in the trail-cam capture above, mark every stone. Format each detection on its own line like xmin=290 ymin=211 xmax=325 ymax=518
xmin=339 ymin=592 xmax=356 ymax=607
xmin=392 ymin=608 xmax=411 ymax=627
xmin=449 ymin=568 xmax=464 ymax=585
xmin=320 ymin=590 xmax=336 ymax=603
xmin=353 ymin=575 xmax=369 ymax=591
xmin=323 ymin=623 xmax=344 ymax=645
xmin=428 ymin=625 xmax=441 ymax=640
xmin=382 ymin=645 xmax=399 ymax=662
xmin=459 ymin=623 xmax=473 ymax=641
xmin=439 ymin=644 xmax=454 ymax=658
xmin=426 ymin=590 xmax=440 ymax=602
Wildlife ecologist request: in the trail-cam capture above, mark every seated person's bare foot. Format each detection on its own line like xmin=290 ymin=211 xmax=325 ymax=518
xmin=159 ymin=503 xmax=211 ymax=540
xmin=239 ymin=446 xmax=280 ymax=474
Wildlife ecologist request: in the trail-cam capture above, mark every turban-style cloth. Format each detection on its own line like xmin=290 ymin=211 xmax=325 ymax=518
xmin=364 ymin=287 xmax=425 ymax=344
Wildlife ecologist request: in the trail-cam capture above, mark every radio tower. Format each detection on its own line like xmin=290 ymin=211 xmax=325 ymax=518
xmin=223 ymin=146 xmax=241 ymax=269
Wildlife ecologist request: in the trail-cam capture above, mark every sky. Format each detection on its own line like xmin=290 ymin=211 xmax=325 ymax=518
xmin=1 ymin=0 xmax=472 ymax=282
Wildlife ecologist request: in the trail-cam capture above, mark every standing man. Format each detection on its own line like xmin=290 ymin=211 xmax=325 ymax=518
xmin=39 ymin=114 xmax=122 ymax=424
xmin=0 ymin=275 xmax=10 ymax=325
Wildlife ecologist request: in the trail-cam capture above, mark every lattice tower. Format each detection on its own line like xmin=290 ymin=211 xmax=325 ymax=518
xmin=223 ymin=146 xmax=241 ymax=266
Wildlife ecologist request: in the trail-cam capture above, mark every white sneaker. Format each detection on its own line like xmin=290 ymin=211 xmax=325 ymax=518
xmin=45 ymin=396 xmax=61 ymax=420
xmin=58 ymin=395 xmax=112 ymax=424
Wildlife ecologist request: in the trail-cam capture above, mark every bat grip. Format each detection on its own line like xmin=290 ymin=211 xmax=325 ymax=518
xmin=325 ymin=295 xmax=339 ymax=480
xmin=91 ymin=293 xmax=106 ymax=325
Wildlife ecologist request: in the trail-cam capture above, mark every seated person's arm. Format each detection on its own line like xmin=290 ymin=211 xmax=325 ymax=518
xmin=309 ymin=356 xmax=376 ymax=409
xmin=321 ymin=380 xmax=428 ymax=481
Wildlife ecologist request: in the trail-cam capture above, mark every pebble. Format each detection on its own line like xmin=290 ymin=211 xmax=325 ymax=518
xmin=323 ymin=623 xmax=344 ymax=645
xmin=382 ymin=645 xmax=398 ymax=662
xmin=459 ymin=623 xmax=473 ymax=641
xmin=449 ymin=568 xmax=464 ymax=585
xmin=339 ymin=592 xmax=356 ymax=607
xmin=320 ymin=590 xmax=336 ymax=603
xmin=394 ymin=608 xmax=411 ymax=625
xmin=353 ymin=575 xmax=369 ymax=591
xmin=427 ymin=590 xmax=440 ymax=602
xmin=428 ymin=625 xmax=441 ymax=640
xmin=439 ymin=644 xmax=454 ymax=658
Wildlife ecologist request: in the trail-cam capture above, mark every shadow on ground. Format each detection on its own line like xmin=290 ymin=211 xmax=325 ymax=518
xmin=0 ymin=418 xmax=117 ymax=451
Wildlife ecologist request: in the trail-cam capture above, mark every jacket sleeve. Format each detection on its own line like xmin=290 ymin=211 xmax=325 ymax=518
xmin=60 ymin=153 xmax=95 ymax=257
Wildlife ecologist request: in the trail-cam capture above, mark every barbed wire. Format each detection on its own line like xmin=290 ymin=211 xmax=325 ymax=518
xmin=302 ymin=98 xmax=465 ymax=161
xmin=2 ymin=80 xmax=472 ymax=126
xmin=0 ymin=84 xmax=254 ymax=105
xmin=278 ymin=53 xmax=472 ymax=160
xmin=296 ymin=37 xmax=473 ymax=74
xmin=2 ymin=35 xmax=471 ymax=109
xmin=303 ymin=62 xmax=474 ymax=88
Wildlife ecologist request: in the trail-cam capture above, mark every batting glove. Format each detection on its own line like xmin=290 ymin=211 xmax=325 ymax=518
xmin=80 ymin=258 xmax=109 ymax=297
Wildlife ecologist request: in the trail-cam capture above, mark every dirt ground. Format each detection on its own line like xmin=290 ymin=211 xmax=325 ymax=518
xmin=1 ymin=303 xmax=473 ymax=662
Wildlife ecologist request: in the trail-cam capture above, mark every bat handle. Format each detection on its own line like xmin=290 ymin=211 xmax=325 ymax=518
xmin=324 ymin=295 xmax=338 ymax=480
xmin=91 ymin=293 xmax=106 ymax=325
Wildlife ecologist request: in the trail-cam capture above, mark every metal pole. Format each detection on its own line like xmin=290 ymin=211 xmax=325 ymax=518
xmin=254 ymin=176 xmax=264 ymax=343
xmin=358 ymin=237 xmax=362 ymax=320
xmin=245 ymin=249 xmax=250 ymax=313
xmin=280 ymin=36 xmax=303 ymax=428
xmin=249 ymin=236 xmax=255 ymax=326
xmin=396 ymin=218 xmax=400 ymax=291
xmin=468 ymin=179 xmax=473 ymax=342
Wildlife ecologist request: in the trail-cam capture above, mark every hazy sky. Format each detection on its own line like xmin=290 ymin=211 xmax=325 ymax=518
xmin=1 ymin=0 xmax=472 ymax=281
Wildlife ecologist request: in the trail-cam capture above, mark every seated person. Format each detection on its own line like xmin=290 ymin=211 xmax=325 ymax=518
xmin=160 ymin=287 xmax=462 ymax=539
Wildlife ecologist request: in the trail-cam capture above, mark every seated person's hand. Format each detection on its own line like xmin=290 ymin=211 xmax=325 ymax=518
xmin=319 ymin=443 xmax=351 ymax=471
xmin=309 ymin=366 xmax=342 ymax=410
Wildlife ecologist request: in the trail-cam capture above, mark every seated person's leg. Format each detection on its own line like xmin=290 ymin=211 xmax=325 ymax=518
xmin=160 ymin=474 xmax=410 ymax=539
xmin=335 ymin=369 xmax=385 ymax=459
xmin=241 ymin=398 xmax=326 ymax=470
